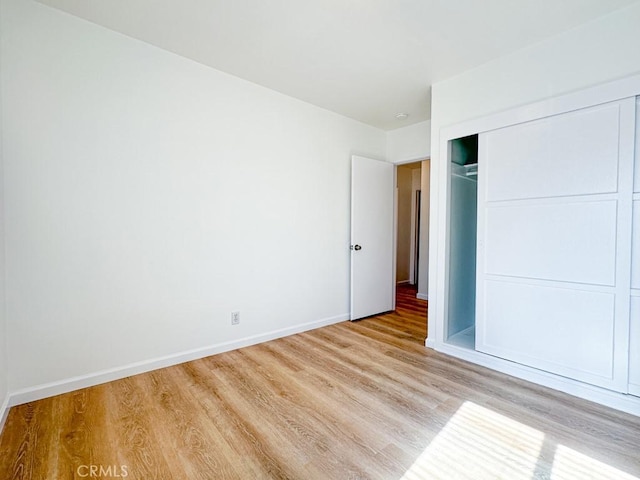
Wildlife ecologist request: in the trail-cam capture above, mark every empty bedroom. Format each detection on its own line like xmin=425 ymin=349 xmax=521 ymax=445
xmin=0 ymin=1 xmax=640 ymax=479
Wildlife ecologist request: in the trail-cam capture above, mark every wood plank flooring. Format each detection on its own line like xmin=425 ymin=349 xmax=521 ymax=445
xmin=1 ymin=284 xmax=639 ymax=479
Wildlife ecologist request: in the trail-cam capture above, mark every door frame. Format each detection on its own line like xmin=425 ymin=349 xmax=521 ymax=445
xmin=394 ymin=158 xmax=429 ymax=300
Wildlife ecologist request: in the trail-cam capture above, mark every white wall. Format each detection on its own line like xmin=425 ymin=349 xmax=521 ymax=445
xmin=428 ymin=1 xmax=640 ymax=338
xmin=0 ymin=0 xmax=8 ymax=423
xmin=1 ymin=0 xmax=386 ymax=393
xmin=387 ymin=120 xmax=430 ymax=164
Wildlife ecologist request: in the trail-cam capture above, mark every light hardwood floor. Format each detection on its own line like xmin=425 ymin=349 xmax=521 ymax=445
xmin=1 ymin=285 xmax=639 ymax=479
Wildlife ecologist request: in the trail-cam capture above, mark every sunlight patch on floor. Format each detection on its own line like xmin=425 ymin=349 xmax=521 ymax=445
xmin=401 ymin=401 xmax=639 ymax=480
xmin=550 ymin=444 xmax=638 ymax=480
xmin=401 ymin=401 xmax=544 ymax=480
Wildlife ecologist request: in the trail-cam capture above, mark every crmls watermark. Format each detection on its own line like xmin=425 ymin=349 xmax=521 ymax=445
xmin=76 ymin=465 xmax=129 ymax=478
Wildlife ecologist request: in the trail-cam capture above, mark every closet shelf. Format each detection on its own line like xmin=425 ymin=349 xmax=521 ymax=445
xmin=451 ymin=162 xmax=478 ymax=178
xmin=463 ymin=163 xmax=478 ymax=176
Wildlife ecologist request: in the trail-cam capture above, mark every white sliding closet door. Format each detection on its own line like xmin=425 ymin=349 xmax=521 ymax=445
xmin=476 ymin=98 xmax=636 ymax=391
xmin=629 ymin=98 xmax=640 ymax=397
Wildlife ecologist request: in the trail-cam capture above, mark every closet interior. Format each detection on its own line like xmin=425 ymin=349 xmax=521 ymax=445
xmin=447 ymin=134 xmax=478 ymax=349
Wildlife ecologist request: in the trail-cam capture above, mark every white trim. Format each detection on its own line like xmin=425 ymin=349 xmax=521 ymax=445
xmin=8 ymin=313 xmax=348 ymax=407
xmin=439 ymin=73 xmax=640 ymax=141
xmin=392 ymin=156 xmax=430 ymax=166
xmin=416 ymin=293 xmax=428 ymax=300
xmin=396 ymin=279 xmax=411 ymax=285
xmin=392 ymin=170 xmax=398 ymax=311
xmin=432 ymin=343 xmax=640 ymax=417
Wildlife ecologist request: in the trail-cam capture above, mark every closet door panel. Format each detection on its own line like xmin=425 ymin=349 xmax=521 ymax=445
xmin=484 ymin=103 xmax=620 ymax=202
xmin=633 ymin=201 xmax=640 ymax=290
xmin=484 ymin=201 xmax=617 ymax=286
xmin=476 ymin=97 xmax=635 ymax=392
xmin=630 ymin=296 xmax=640 ymax=396
xmin=481 ymin=281 xmax=615 ymax=382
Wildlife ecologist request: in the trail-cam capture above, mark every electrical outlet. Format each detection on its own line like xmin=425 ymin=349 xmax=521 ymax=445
xmin=231 ymin=311 xmax=240 ymax=325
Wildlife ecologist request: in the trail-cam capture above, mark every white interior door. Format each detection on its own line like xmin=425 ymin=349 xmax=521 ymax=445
xmin=350 ymin=155 xmax=394 ymax=320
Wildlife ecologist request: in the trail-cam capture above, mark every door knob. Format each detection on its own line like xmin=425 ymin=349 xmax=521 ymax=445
xmin=351 ymin=244 xmax=362 ymax=251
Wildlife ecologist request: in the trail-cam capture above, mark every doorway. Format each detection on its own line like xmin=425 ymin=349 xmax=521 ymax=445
xmin=396 ymin=161 xmax=423 ymax=287
xmin=395 ymin=159 xmax=430 ymax=345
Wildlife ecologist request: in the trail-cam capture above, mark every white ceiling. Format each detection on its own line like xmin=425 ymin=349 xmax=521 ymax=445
xmin=35 ymin=0 xmax=638 ymax=130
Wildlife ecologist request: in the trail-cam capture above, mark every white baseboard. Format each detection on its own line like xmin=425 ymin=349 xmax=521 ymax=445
xmin=416 ymin=292 xmax=428 ymax=300
xmin=8 ymin=313 xmax=349 ymax=408
xmin=396 ymin=280 xmax=411 ymax=285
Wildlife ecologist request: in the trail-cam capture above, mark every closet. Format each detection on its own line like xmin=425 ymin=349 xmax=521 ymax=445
xmin=440 ymin=88 xmax=639 ymax=399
